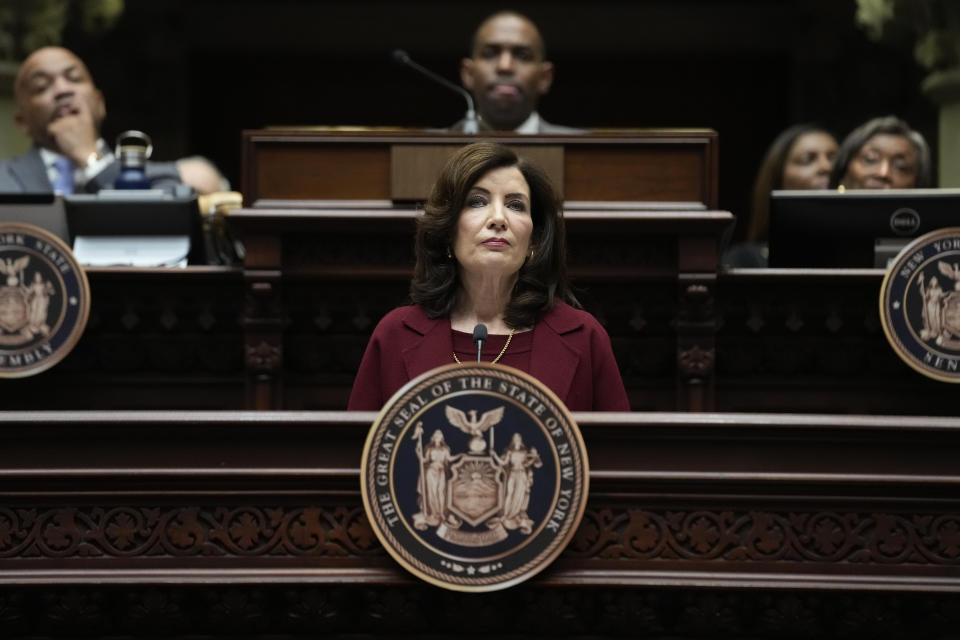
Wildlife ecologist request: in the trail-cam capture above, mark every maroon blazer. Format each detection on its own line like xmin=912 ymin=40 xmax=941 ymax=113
xmin=347 ymin=301 xmax=630 ymax=411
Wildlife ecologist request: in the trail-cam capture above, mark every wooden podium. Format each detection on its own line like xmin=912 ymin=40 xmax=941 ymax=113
xmin=1 ymin=410 xmax=958 ymax=637
xmin=3 ymin=129 xmax=960 ymax=637
xmin=233 ymin=128 xmax=725 ymax=410
xmin=241 ymin=128 xmax=719 ymax=208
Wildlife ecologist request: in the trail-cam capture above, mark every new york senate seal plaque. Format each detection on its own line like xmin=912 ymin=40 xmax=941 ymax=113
xmin=0 ymin=222 xmax=90 ymax=378
xmin=880 ymin=227 xmax=960 ymax=382
xmin=360 ymin=362 xmax=589 ymax=591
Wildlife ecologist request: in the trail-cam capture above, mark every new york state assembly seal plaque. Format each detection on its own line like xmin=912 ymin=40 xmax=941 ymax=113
xmin=880 ymin=227 xmax=960 ymax=382
xmin=360 ymin=362 xmax=589 ymax=591
xmin=0 ymin=223 xmax=90 ymax=378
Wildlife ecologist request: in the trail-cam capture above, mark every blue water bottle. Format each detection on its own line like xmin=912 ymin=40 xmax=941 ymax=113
xmin=113 ymin=130 xmax=152 ymax=189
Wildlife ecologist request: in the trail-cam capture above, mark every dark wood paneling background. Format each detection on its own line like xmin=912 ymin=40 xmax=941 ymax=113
xmin=48 ymin=0 xmax=937 ymax=237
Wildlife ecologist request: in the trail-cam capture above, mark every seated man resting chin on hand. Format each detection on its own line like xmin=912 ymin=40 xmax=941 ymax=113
xmin=0 ymin=46 xmax=181 ymax=194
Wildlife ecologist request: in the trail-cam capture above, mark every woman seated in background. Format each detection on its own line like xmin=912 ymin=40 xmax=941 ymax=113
xmin=829 ymin=115 xmax=932 ymax=190
xmin=723 ymin=124 xmax=838 ymax=267
xmin=348 ymin=141 xmax=629 ymax=411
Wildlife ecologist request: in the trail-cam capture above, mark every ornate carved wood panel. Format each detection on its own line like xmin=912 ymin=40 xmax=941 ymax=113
xmin=716 ymin=269 xmax=956 ymax=415
xmin=230 ymin=209 xmax=733 ymax=410
xmin=1 ymin=411 xmax=958 ymax=637
xmin=1 ymin=411 xmax=957 ymax=585
xmin=2 ymin=267 xmax=245 ymax=409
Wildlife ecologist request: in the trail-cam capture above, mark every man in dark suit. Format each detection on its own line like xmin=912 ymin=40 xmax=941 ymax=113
xmin=452 ymin=11 xmax=582 ymax=134
xmin=0 ymin=46 xmax=180 ymax=193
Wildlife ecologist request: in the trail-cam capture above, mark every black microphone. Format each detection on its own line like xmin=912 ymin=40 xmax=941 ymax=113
xmin=472 ymin=324 xmax=488 ymax=363
xmin=392 ymin=49 xmax=479 ymax=133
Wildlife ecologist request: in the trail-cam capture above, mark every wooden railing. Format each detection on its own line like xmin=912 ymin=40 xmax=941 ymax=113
xmin=1 ymin=410 xmax=958 ymax=636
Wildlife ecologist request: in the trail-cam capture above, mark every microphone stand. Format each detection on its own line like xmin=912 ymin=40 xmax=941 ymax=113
xmin=392 ymin=49 xmax=479 ymax=133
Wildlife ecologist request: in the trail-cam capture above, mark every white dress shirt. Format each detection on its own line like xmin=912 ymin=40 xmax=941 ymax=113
xmin=39 ymin=140 xmax=114 ymax=193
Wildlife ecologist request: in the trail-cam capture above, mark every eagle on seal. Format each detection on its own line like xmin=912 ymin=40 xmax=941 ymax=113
xmin=445 ymin=405 xmax=505 ymax=454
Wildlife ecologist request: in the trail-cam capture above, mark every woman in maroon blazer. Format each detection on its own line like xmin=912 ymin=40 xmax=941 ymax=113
xmin=348 ymin=142 xmax=629 ymax=412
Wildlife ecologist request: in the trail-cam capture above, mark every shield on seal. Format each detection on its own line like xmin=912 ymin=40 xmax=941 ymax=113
xmin=0 ymin=286 xmax=29 ymax=334
xmin=942 ymin=292 xmax=960 ymax=338
xmin=447 ymin=456 xmax=502 ymax=527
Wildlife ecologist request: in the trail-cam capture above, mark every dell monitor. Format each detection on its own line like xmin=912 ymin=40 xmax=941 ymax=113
xmin=768 ymin=188 xmax=960 ymax=268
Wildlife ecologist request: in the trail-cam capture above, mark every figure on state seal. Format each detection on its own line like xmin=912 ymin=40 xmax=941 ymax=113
xmin=917 ymin=262 xmax=960 ymax=347
xmin=492 ymin=433 xmax=543 ymax=534
xmin=412 ymin=427 xmax=462 ymax=529
xmin=26 ymin=271 xmax=54 ymax=336
xmin=919 ymin=274 xmax=945 ymax=341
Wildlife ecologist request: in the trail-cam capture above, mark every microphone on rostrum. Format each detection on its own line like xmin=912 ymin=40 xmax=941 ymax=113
xmin=392 ymin=49 xmax=479 ymax=133
xmin=472 ymin=324 xmax=488 ymax=363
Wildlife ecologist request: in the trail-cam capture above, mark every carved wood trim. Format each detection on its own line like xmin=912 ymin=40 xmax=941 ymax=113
xmin=2 ymin=504 xmax=958 ymax=572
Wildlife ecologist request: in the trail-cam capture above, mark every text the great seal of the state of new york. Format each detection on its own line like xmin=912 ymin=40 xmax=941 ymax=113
xmin=360 ymin=362 xmax=589 ymax=592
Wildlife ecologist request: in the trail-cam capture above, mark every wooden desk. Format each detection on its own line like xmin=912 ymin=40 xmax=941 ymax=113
xmin=228 ymin=206 xmax=733 ymax=410
xmin=3 ymin=266 xmax=246 ymax=410
xmin=241 ymin=129 xmax=719 ymax=208
xmin=1 ymin=410 xmax=958 ymax=637
xmin=6 ymin=213 xmax=955 ymax=415
xmin=714 ymin=268 xmax=945 ymax=414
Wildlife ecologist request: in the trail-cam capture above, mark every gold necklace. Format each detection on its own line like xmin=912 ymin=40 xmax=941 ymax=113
xmin=453 ymin=328 xmax=516 ymax=364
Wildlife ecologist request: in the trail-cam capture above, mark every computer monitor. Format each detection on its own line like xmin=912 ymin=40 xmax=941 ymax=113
xmin=0 ymin=193 xmax=69 ymax=242
xmin=64 ymin=187 xmax=204 ymax=265
xmin=768 ymin=188 xmax=960 ymax=268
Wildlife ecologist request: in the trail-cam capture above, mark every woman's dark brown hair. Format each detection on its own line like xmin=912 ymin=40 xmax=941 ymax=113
xmin=410 ymin=141 xmax=577 ymax=328
xmin=747 ymin=124 xmax=833 ymax=243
